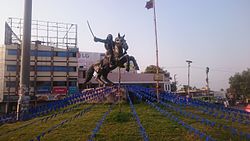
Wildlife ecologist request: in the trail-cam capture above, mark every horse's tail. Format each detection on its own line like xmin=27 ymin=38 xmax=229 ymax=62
xmin=83 ymin=65 xmax=95 ymax=85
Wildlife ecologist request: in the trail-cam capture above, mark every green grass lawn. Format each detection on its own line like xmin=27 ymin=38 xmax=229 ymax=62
xmin=0 ymin=102 xmax=249 ymax=141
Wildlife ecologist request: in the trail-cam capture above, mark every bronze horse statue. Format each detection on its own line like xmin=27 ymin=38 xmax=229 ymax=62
xmin=83 ymin=33 xmax=139 ymax=86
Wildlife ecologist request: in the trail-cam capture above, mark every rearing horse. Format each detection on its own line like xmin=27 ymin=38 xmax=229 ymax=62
xmin=83 ymin=33 xmax=139 ymax=86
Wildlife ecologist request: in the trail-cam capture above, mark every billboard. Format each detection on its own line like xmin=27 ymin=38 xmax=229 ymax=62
xmin=36 ymin=87 xmax=67 ymax=101
xmin=78 ymin=52 xmax=104 ymax=69
xmin=4 ymin=22 xmax=12 ymax=45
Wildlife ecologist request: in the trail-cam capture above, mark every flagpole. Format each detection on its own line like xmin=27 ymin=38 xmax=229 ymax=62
xmin=153 ymin=0 xmax=160 ymax=102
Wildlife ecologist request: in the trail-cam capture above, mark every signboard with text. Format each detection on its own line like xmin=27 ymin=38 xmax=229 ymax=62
xmin=153 ymin=74 xmax=164 ymax=81
xmin=69 ymin=87 xmax=78 ymax=95
xmin=37 ymin=86 xmax=51 ymax=94
xmin=53 ymin=87 xmax=67 ymax=95
xmin=78 ymin=52 xmax=104 ymax=69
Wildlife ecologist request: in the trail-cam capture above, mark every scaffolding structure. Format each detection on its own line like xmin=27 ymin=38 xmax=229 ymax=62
xmin=5 ymin=17 xmax=77 ymax=49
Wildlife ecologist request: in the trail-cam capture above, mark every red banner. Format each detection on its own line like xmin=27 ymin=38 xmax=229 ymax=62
xmin=53 ymin=87 xmax=67 ymax=95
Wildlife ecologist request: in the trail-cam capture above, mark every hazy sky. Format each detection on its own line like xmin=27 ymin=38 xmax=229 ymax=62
xmin=0 ymin=0 xmax=250 ymax=91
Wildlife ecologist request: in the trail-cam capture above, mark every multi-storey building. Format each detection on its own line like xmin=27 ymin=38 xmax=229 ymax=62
xmin=0 ymin=46 xmax=5 ymax=104
xmin=0 ymin=43 xmax=78 ymax=113
xmin=0 ymin=18 xmax=78 ymax=114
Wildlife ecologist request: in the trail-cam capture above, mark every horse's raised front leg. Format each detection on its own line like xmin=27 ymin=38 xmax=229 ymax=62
xmin=129 ymin=56 xmax=139 ymax=70
xmin=83 ymin=65 xmax=95 ymax=86
xmin=95 ymin=74 xmax=106 ymax=86
xmin=101 ymin=71 xmax=114 ymax=86
xmin=126 ymin=55 xmax=130 ymax=72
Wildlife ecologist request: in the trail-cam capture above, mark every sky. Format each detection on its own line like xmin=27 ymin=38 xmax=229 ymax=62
xmin=0 ymin=0 xmax=250 ymax=91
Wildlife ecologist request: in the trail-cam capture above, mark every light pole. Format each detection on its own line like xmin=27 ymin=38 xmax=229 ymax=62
xmin=145 ymin=0 xmax=160 ymax=102
xmin=206 ymin=67 xmax=209 ymax=94
xmin=152 ymin=0 xmax=160 ymax=102
xmin=17 ymin=0 xmax=32 ymax=120
xmin=186 ymin=60 xmax=192 ymax=97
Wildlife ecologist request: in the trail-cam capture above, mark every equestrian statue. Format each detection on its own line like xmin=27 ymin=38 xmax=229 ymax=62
xmin=83 ymin=33 xmax=139 ymax=86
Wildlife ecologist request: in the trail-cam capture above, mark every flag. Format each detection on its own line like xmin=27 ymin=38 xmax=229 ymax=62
xmin=145 ymin=0 xmax=154 ymax=9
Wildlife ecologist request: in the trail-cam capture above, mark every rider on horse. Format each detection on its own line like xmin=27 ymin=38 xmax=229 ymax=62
xmin=83 ymin=33 xmax=140 ymax=86
xmin=94 ymin=34 xmax=115 ymax=68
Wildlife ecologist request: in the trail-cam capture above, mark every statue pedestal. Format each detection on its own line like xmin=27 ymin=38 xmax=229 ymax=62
xmin=89 ymin=87 xmax=127 ymax=104
xmin=105 ymin=88 xmax=127 ymax=104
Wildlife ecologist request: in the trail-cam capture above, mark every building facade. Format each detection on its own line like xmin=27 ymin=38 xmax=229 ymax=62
xmin=0 ymin=18 xmax=78 ymax=114
xmin=0 ymin=43 xmax=78 ymax=113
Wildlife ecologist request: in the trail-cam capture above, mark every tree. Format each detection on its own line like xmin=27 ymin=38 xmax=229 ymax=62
xmin=229 ymin=68 xmax=250 ymax=100
xmin=144 ymin=65 xmax=176 ymax=92
xmin=144 ymin=65 xmax=171 ymax=78
xmin=144 ymin=65 xmax=165 ymax=74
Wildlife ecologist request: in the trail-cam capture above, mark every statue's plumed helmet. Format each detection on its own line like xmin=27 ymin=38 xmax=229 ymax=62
xmin=107 ymin=34 xmax=113 ymax=40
